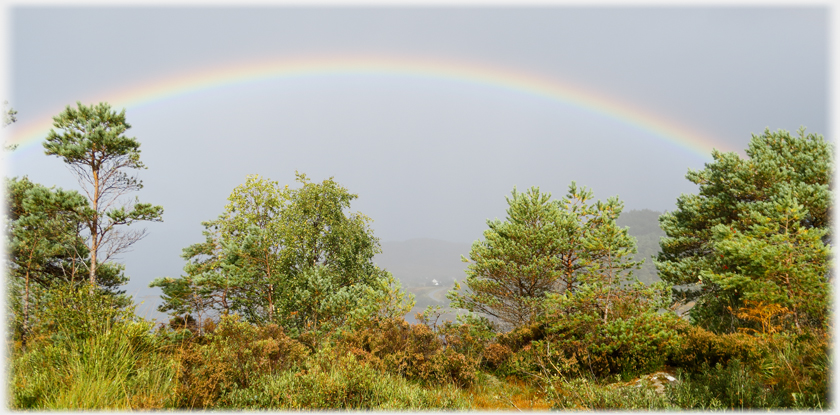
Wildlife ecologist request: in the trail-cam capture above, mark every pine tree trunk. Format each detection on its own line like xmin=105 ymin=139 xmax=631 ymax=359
xmin=89 ymin=164 xmax=100 ymax=288
xmin=22 ymin=269 xmax=30 ymax=352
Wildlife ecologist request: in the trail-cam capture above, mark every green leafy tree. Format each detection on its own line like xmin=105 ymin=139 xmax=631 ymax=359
xmin=217 ymin=175 xmax=288 ymax=322
xmin=43 ymin=102 xmax=163 ymax=287
xmin=449 ymin=184 xmax=640 ymax=328
xmin=280 ymin=172 xmax=381 ymax=285
xmin=656 ymin=128 xmax=832 ymax=332
xmin=150 ymin=220 xmax=237 ymax=333
xmin=152 ymin=173 xmax=397 ymax=338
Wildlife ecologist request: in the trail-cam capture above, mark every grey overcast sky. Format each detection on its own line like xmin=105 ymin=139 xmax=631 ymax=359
xmin=2 ymin=6 xmax=831 ymax=318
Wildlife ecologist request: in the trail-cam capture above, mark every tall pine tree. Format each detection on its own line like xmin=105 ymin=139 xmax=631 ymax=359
xmin=43 ymin=102 xmax=163 ymax=287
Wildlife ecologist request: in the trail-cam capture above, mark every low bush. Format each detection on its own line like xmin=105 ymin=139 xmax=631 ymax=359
xmin=337 ymin=316 xmax=479 ymax=387
xmin=668 ymin=325 xmax=767 ymax=371
xmin=546 ymin=375 xmax=673 ymax=410
xmin=535 ymin=310 xmax=685 ymax=379
xmin=666 ymin=360 xmax=782 ymax=409
xmin=218 ymin=347 xmax=470 ymax=410
xmin=756 ymin=331 xmax=829 ymax=408
xmin=171 ymin=314 xmax=309 ymax=408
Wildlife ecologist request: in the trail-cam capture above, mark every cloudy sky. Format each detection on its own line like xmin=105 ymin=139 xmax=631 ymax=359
xmin=2 ymin=5 xmax=830 ymax=318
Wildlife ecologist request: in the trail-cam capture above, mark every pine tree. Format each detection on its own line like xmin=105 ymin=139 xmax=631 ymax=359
xmin=6 ymin=177 xmax=129 ymax=347
xmin=705 ymin=192 xmax=830 ymax=332
xmin=43 ymin=102 xmax=163 ymax=287
xmin=656 ymin=128 xmax=832 ymax=332
xmin=449 ymin=183 xmax=640 ymax=329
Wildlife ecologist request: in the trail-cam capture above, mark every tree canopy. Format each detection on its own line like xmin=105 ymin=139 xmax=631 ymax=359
xmin=449 ymin=183 xmax=641 ymax=328
xmin=6 ymin=177 xmax=128 ymax=348
xmin=43 ymin=102 xmax=163 ymax=286
xmin=152 ymin=173 xmax=407 ymax=337
xmin=656 ymin=128 xmax=832 ymax=332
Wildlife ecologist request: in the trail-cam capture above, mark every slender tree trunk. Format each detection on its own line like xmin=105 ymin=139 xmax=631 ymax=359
xmin=21 ymin=244 xmax=38 ymax=352
xmin=22 ymin=269 xmax=30 ymax=352
xmin=89 ymin=165 xmax=100 ymax=287
xmin=268 ymin=283 xmax=274 ymax=322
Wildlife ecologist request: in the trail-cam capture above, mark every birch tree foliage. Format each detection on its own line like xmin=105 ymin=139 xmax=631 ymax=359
xmin=152 ymin=173 xmax=405 ymax=335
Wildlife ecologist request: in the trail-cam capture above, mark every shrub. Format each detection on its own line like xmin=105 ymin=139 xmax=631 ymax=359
xmin=666 ymin=360 xmax=782 ymax=409
xmin=547 ymin=376 xmax=673 ymax=410
xmin=171 ymin=314 xmax=309 ymax=408
xmin=337 ymin=316 xmax=479 ymax=387
xmin=218 ymin=347 xmax=470 ymax=410
xmin=495 ymin=322 xmax=547 ymax=351
xmin=668 ymin=325 xmax=767 ymax=372
xmin=757 ymin=331 xmax=829 ymax=408
xmin=667 ymin=326 xmax=828 ymax=409
xmin=540 ymin=301 xmax=685 ymax=378
xmin=503 ymin=339 xmax=581 ymax=380
xmin=482 ymin=343 xmax=513 ymax=369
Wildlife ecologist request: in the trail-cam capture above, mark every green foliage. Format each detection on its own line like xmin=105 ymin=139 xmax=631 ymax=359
xmin=152 ymin=173 xmax=396 ymax=340
xmin=667 ymin=361 xmax=783 ymax=409
xmin=9 ymin=114 xmax=830 ymax=410
xmin=666 ymin=328 xmax=828 ymax=408
xmin=43 ymin=101 xmax=163 ymax=286
xmin=762 ymin=332 xmax=829 ymax=406
xmin=169 ymin=314 xmax=309 ymax=408
xmin=706 ymin=193 xmax=830 ymax=332
xmin=657 ymin=128 xmax=832 ymax=332
xmin=7 ymin=177 xmax=91 ymax=283
xmin=541 ymin=282 xmax=681 ymax=378
xmin=668 ymin=325 xmax=767 ymax=371
xmin=546 ymin=376 xmax=673 ymax=410
xmin=337 ymin=316 xmax=480 ymax=387
xmin=6 ymin=177 xmax=88 ymax=348
xmin=218 ymin=347 xmax=470 ymax=410
xmin=450 ymin=183 xmax=640 ymax=328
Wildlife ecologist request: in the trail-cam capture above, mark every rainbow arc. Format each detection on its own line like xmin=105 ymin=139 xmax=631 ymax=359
xmin=4 ymin=55 xmax=733 ymax=159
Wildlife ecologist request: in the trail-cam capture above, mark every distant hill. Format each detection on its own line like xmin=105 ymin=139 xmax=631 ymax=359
xmin=374 ymin=238 xmax=471 ymax=322
xmin=616 ymin=209 xmax=666 ymax=284
xmin=375 ymin=209 xmax=667 ymax=323
xmin=375 ymin=238 xmax=472 ymax=288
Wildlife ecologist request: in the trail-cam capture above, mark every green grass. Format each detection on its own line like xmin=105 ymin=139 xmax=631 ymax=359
xmin=11 ymin=321 xmax=177 ymax=410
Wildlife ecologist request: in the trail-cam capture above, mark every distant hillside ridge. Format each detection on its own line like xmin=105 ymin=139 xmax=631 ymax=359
xmin=616 ymin=209 xmax=665 ymax=284
xmin=374 ymin=209 xmax=666 ymax=322
xmin=374 ymin=239 xmax=471 ymax=322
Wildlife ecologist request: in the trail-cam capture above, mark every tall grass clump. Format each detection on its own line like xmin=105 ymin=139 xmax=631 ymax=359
xmin=10 ymin=285 xmax=177 ymax=409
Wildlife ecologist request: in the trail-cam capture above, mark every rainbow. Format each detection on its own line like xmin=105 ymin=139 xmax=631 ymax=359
xmin=4 ymin=55 xmax=734 ymax=158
